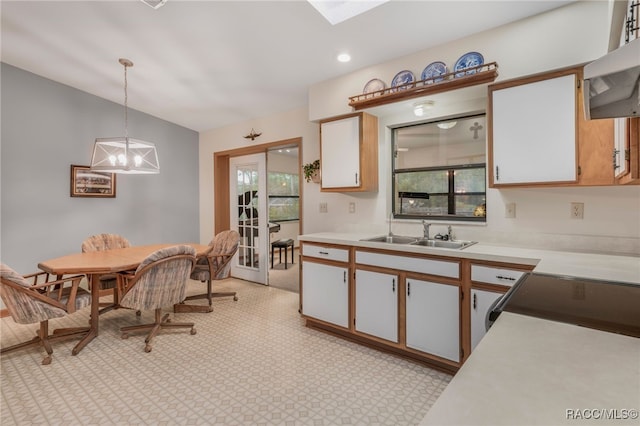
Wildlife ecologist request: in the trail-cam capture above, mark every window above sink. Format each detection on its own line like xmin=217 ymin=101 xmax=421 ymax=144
xmin=392 ymin=113 xmax=487 ymax=222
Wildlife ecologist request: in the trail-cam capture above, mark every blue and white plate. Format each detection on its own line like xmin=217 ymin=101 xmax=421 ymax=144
xmin=363 ymin=78 xmax=386 ymax=98
xmin=453 ymin=52 xmax=484 ymax=77
xmin=391 ymin=70 xmax=415 ymax=91
xmin=421 ymin=61 xmax=447 ymax=83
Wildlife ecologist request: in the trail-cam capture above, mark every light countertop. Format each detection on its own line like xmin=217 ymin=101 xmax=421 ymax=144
xmin=420 ymin=312 xmax=640 ymax=426
xmin=299 ymin=232 xmax=640 ymax=425
xmin=298 ymin=232 xmax=640 ymax=284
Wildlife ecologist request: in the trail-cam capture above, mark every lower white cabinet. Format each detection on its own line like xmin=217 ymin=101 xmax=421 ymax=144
xmin=302 ymin=261 xmax=349 ymax=328
xmin=355 ymin=269 xmax=399 ymax=342
xmin=470 ymin=288 xmax=505 ymax=350
xmin=406 ymin=279 xmax=460 ymax=362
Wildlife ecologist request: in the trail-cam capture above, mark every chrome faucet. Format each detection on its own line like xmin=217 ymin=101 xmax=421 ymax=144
xmin=422 ymin=221 xmax=431 ymax=239
xmin=388 ymin=213 xmax=394 ymax=236
xmin=447 ymin=225 xmax=453 ymax=241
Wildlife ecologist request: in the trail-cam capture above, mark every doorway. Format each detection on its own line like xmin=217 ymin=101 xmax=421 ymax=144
xmin=230 ymin=153 xmax=268 ymax=285
xmin=213 ymin=137 xmax=302 ymax=292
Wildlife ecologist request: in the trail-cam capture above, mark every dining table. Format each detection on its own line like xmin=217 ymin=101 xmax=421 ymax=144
xmin=37 ymin=243 xmax=211 ymax=355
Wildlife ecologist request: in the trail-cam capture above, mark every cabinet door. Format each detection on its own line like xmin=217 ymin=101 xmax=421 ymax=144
xmin=470 ymin=288 xmax=505 ymax=350
xmin=321 ymin=116 xmax=360 ymax=188
xmin=614 ymin=118 xmax=628 ymax=179
xmin=406 ymin=279 xmax=460 ymax=362
xmin=615 ymin=117 xmax=640 ymax=184
xmin=490 ymin=72 xmax=577 ymax=185
xmin=302 ymin=261 xmax=349 ymax=328
xmin=355 ymin=269 xmax=398 ymax=342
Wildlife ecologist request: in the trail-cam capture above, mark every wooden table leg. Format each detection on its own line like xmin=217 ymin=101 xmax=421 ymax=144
xmin=71 ymin=273 xmax=100 ymax=355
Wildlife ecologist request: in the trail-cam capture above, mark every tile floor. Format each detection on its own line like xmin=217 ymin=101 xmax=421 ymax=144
xmin=1 ymin=278 xmax=451 ymax=425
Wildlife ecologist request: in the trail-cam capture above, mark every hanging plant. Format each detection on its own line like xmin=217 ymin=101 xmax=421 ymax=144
xmin=303 ymin=159 xmax=321 ymax=183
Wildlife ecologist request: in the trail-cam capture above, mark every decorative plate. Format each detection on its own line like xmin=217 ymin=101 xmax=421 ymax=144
xmin=421 ymin=61 xmax=447 ymax=83
xmin=391 ymin=70 xmax=415 ymax=91
xmin=453 ymin=52 xmax=484 ymax=77
xmin=363 ymin=78 xmax=386 ymax=98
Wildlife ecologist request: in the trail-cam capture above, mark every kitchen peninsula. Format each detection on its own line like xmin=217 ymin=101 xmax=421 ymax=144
xmin=299 ymin=232 xmax=640 ymax=425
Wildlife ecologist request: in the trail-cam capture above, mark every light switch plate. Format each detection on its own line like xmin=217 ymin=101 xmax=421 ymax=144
xmin=505 ymin=202 xmax=516 ymax=218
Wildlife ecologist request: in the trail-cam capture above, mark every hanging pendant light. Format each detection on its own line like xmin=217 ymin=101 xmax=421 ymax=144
xmin=90 ymin=58 xmax=160 ymax=174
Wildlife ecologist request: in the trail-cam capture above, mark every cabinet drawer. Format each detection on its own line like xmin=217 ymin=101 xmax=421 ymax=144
xmin=356 ymin=251 xmax=459 ymax=279
xmin=302 ymin=244 xmax=349 ymax=262
xmin=471 ymin=265 xmax=524 ymax=287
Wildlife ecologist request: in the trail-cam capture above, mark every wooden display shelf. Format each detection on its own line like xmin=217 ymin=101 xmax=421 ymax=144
xmin=349 ymin=62 xmax=499 ymax=110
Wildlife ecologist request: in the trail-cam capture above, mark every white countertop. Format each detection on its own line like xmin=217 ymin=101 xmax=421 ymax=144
xmin=299 ymin=232 xmax=640 ymax=284
xmin=420 ymin=312 xmax=640 ymax=426
xmin=300 ymin=232 xmax=640 ymax=424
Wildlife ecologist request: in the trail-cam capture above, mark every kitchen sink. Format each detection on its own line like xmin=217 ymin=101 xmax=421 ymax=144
xmin=410 ymin=239 xmax=477 ymax=250
xmin=362 ymin=235 xmax=476 ymax=250
xmin=362 ymin=235 xmax=418 ymax=244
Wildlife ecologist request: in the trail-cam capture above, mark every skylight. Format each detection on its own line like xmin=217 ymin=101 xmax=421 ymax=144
xmin=308 ymin=0 xmax=389 ymax=25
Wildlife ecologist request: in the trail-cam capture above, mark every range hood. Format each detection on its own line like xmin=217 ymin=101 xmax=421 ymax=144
xmin=583 ymin=37 xmax=640 ymax=120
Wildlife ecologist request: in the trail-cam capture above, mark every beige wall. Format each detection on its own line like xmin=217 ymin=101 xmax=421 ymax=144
xmin=200 ymin=1 xmax=640 ymax=256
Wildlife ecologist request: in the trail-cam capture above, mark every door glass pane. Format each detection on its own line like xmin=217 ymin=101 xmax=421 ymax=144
xmin=237 ymin=167 xmax=259 ymax=269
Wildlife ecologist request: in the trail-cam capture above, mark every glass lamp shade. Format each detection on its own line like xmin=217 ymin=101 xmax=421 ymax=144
xmin=90 ymin=137 xmax=160 ymax=174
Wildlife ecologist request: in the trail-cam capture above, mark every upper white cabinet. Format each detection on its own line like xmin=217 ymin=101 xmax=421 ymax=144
xmin=319 ymin=112 xmax=378 ymax=192
xmin=489 ymin=65 xmax=616 ymax=188
xmin=489 ymin=70 xmax=577 ymax=186
xmin=614 ymin=117 xmax=640 ymax=185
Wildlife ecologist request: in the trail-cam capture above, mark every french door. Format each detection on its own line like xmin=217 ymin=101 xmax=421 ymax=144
xmin=229 ymin=154 xmax=268 ymax=285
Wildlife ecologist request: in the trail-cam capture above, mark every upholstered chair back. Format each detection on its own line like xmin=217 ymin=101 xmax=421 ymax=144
xmin=119 ymin=245 xmax=196 ymax=312
xmin=0 ymin=264 xmax=87 ymax=325
xmin=81 ymin=234 xmax=131 ymax=252
xmin=192 ymin=230 xmax=240 ymax=281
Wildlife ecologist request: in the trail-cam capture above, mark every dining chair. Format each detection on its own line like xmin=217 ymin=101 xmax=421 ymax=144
xmin=0 ymin=263 xmax=91 ymax=365
xmin=174 ymin=230 xmax=240 ymax=313
xmin=117 ymin=245 xmax=197 ymax=353
xmin=81 ymin=233 xmax=131 ymax=314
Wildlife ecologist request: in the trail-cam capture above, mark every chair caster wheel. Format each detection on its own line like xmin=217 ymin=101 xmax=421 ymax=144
xmin=121 ymin=333 xmax=129 ymax=339
xmin=42 ymin=356 xmax=52 ymax=365
xmin=144 ymin=344 xmax=152 ymax=353
xmin=233 ymin=296 xmax=239 ymax=301
xmin=136 ymin=310 xmax=141 ymax=317
xmin=190 ymin=328 xmax=197 ymax=335
xmin=166 ymin=318 xmax=172 ymax=323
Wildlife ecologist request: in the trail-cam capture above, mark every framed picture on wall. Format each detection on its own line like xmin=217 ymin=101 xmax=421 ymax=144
xmin=70 ymin=165 xmax=116 ymax=198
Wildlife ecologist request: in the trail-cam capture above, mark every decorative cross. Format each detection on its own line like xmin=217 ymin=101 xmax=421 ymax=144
xmin=470 ymin=122 xmax=483 ymax=139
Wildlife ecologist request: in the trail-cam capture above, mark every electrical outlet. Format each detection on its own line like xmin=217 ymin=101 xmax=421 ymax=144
xmin=348 ymin=202 xmax=356 ymax=213
xmin=570 ymin=202 xmax=584 ymax=219
xmin=505 ymin=202 xmax=516 ymax=218
xmin=319 ymin=202 xmax=328 ymax=213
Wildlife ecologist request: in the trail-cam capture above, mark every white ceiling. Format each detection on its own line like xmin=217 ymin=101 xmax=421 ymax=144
xmin=1 ymin=0 xmax=575 ymax=132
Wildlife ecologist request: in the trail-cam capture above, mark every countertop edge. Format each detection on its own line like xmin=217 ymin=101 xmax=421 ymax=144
xmin=298 ymin=233 xmax=640 ymax=284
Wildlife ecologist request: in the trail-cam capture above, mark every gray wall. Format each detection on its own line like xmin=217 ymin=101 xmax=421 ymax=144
xmin=1 ymin=63 xmax=199 ymax=274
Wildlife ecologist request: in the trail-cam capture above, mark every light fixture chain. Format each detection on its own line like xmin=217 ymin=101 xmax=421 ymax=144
xmin=124 ymin=62 xmax=128 ymax=139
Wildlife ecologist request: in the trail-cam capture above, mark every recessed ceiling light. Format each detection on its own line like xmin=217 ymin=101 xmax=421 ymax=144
xmin=337 ymin=53 xmax=351 ymax=63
